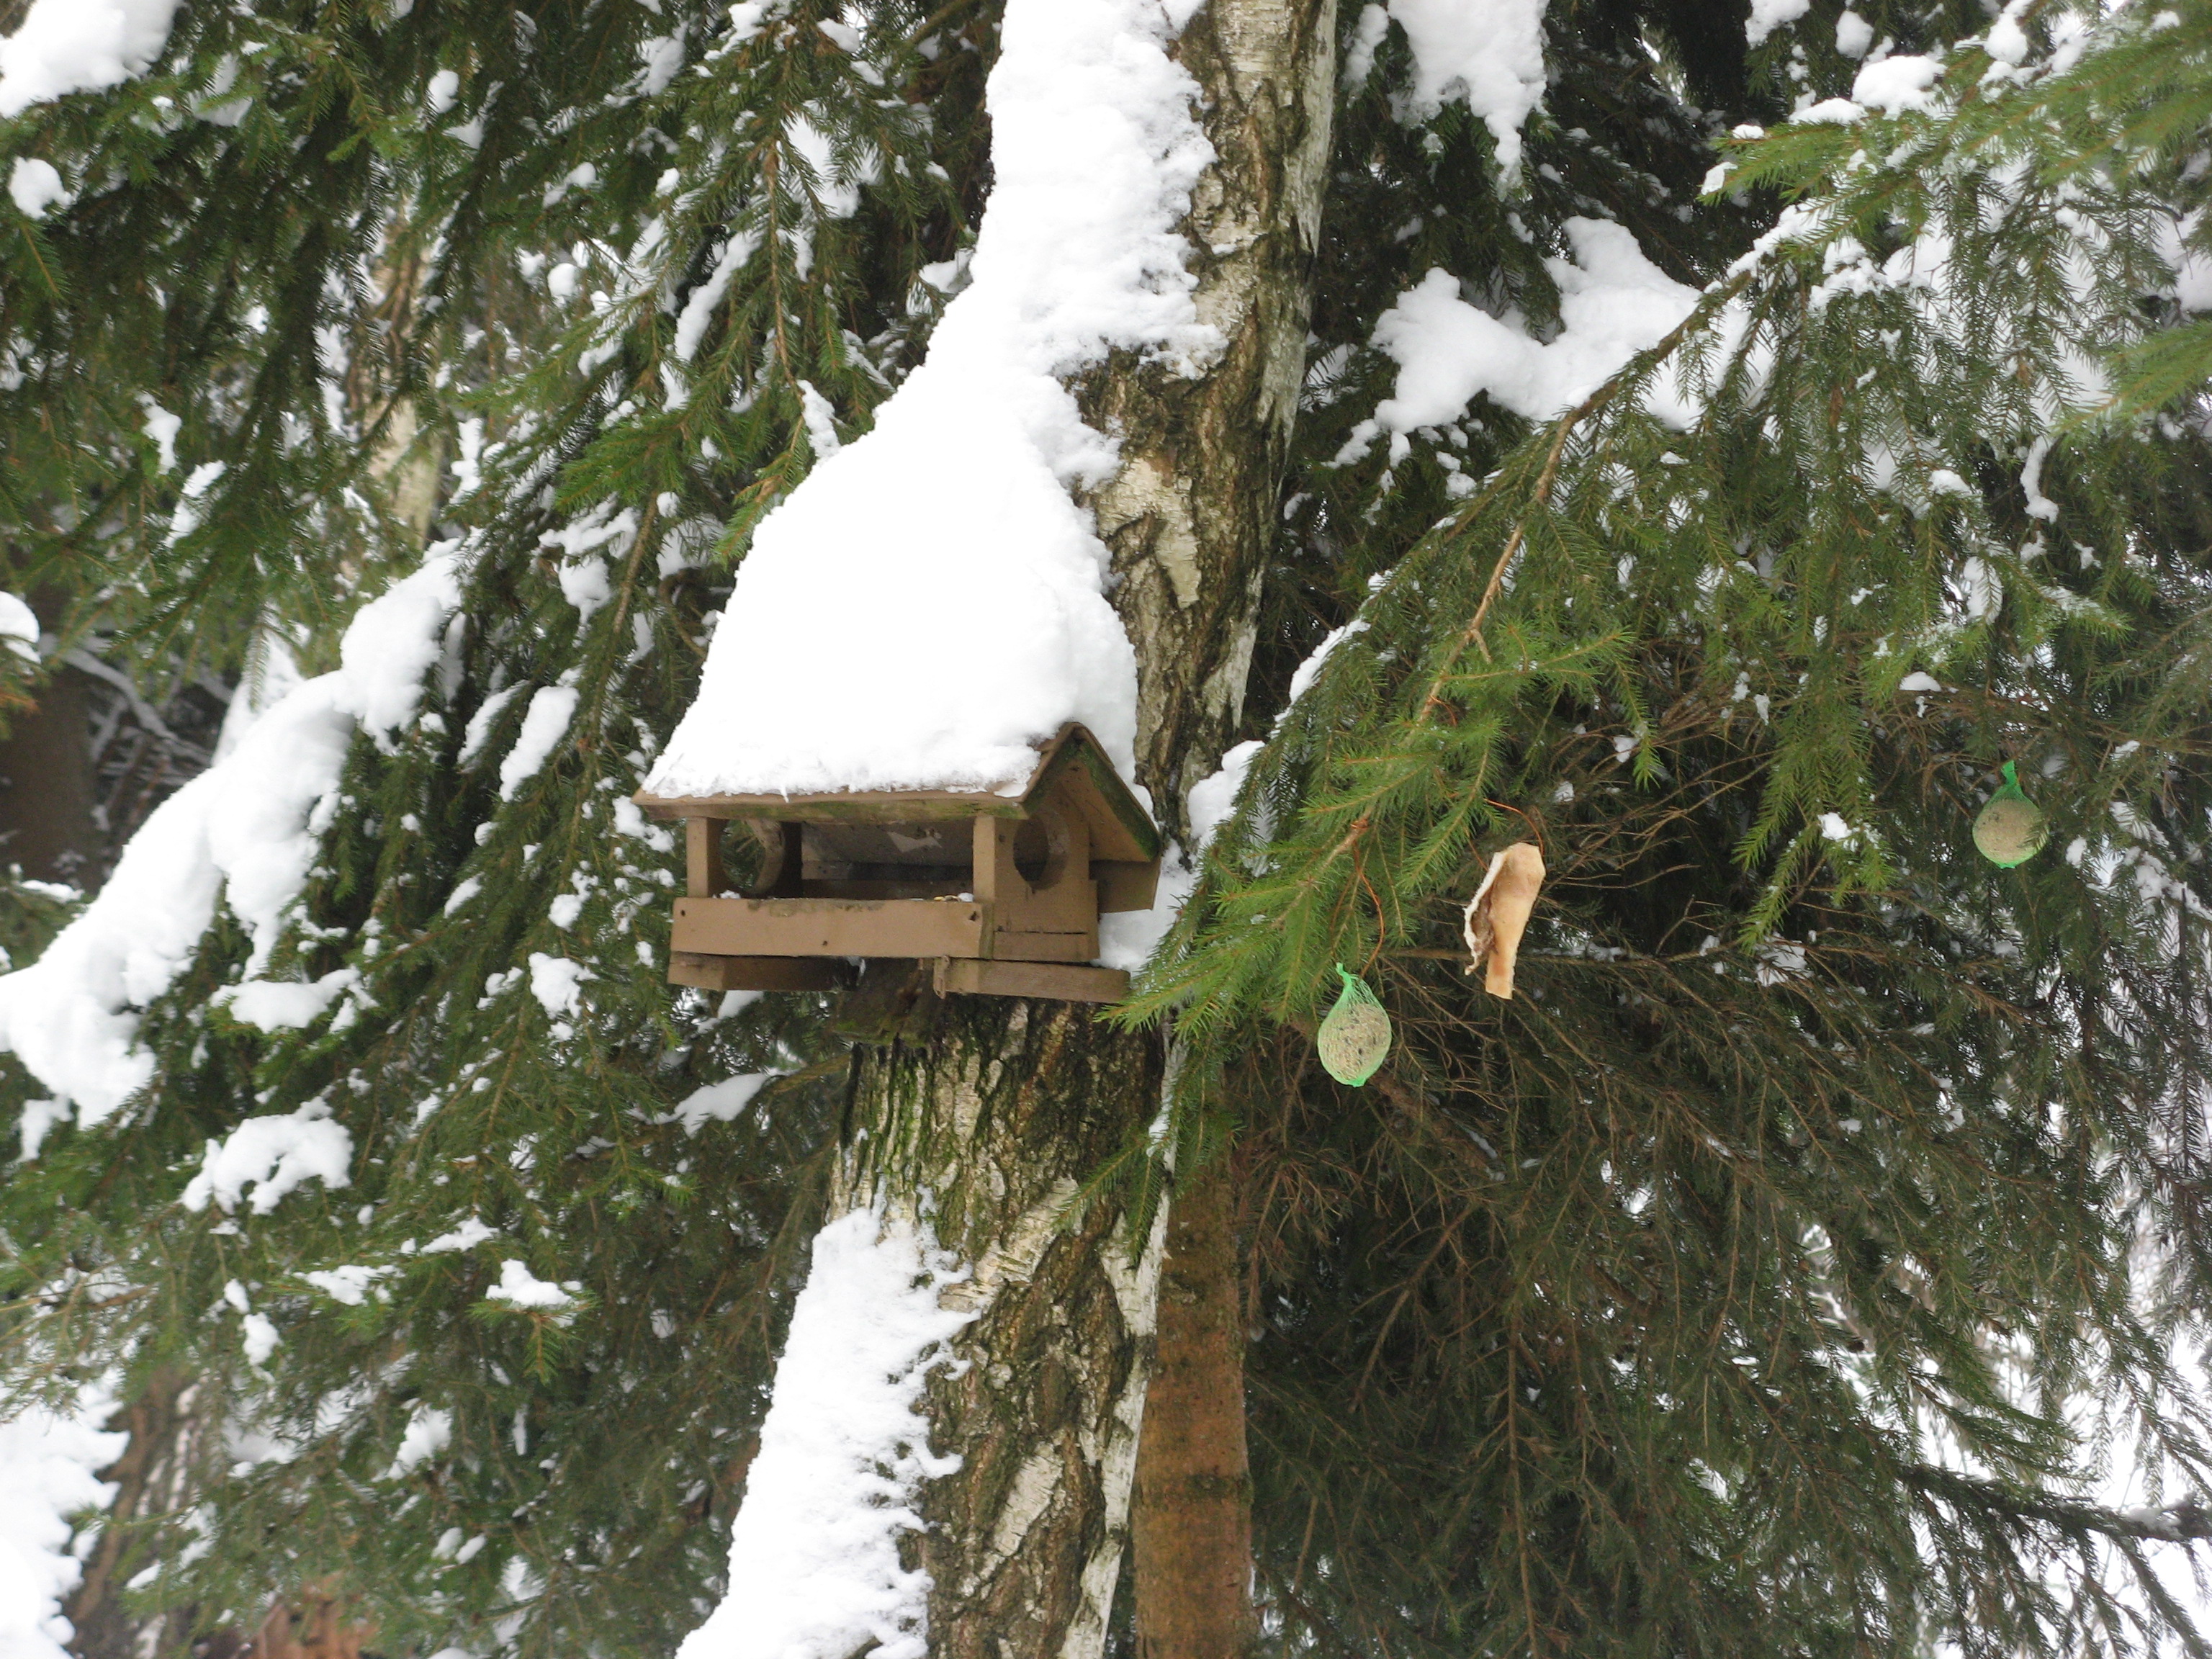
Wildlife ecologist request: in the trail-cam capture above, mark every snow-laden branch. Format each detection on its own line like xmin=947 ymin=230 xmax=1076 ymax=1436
xmin=0 ymin=552 xmax=462 ymax=1128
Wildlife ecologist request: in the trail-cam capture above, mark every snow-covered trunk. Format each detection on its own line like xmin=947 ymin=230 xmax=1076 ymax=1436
xmin=1085 ymin=0 xmax=1339 ymax=828
xmin=856 ymin=1 xmax=1339 ymax=1650
xmin=843 ymin=1009 xmax=1167 ymax=1655
xmin=677 ymin=0 xmax=1339 ymax=1650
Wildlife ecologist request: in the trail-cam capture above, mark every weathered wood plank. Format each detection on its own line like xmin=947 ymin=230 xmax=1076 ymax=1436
xmin=931 ymin=957 xmax=1131 ymax=1004
xmin=670 ymin=895 xmax=987 ymax=959
xmin=667 ymin=952 xmax=850 ymax=992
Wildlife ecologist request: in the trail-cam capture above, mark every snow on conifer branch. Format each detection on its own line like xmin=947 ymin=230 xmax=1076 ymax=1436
xmin=1133 ymin=0 xmax=2212 ymax=1028
xmin=0 ymin=552 xmax=462 ymax=1126
xmin=0 ymin=0 xmax=181 ymax=119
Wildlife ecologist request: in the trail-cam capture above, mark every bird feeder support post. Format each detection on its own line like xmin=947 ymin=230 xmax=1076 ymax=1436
xmin=685 ymin=818 xmax=726 ymax=899
xmin=972 ymin=813 xmax=1007 ymax=955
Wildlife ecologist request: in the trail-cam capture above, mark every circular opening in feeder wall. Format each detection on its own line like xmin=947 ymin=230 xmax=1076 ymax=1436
xmin=1013 ymin=809 xmax=1070 ymax=890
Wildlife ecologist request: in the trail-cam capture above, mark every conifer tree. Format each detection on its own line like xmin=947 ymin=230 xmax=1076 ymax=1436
xmin=0 ymin=1 xmax=2208 ymax=1658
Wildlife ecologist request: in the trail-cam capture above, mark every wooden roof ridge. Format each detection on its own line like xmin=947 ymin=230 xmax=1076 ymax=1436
xmin=634 ymin=723 xmax=1161 ymax=860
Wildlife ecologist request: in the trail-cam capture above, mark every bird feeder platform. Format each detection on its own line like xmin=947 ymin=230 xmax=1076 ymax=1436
xmin=634 ymin=724 xmax=1159 ymax=1004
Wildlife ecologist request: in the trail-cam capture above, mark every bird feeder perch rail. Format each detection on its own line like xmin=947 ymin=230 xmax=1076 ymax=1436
xmin=633 ymin=724 xmax=1159 ymax=1004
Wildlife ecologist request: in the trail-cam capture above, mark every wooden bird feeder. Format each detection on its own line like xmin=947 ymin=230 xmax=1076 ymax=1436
xmin=633 ymin=724 xmax=1159 ymax=1004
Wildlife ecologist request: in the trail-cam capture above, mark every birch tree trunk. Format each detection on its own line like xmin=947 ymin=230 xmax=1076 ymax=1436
xmin=837 ymin=1 xmax=1339 ymax=1650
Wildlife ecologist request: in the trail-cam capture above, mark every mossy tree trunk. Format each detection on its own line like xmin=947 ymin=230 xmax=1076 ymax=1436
xmin=832 ymin=1 xmax=1338 ymax=1650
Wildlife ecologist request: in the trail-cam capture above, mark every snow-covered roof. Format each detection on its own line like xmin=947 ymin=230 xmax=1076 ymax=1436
xmin=640 ymin=0 xmax=1218 ymax=805
xmin=637 ymin=721 xmax=1161 ymax=865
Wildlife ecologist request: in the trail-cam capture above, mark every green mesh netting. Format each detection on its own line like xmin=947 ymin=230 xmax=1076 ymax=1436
xmin=1317 ymin=964 xmax=1392 ymax=1087
xmin=1973 ymin=760 xmax=2048 ymax=868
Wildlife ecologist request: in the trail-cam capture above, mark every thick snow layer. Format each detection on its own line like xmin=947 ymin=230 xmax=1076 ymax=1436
xmin=1851 ymin=55 xmax=1943 ymax=114
xmin=1745 ymin=0 xmax=1810 ymax=46
xmin=645 ymin=0 xmax=1217 ymax=800
xmin=1384 ymin=0 xmax=1549 ymax=177
xmin=526 ymin=953 xmax=590 ymax=1019
xmin=220 ymin=968 xmax=358 ymax=1033
xmin=388 ymin=1406 xmax=452 ymax=1478
xmin=0 ymin=553 xmax=462 ymax=1128
xmin=420 ymin=1217 xmax=499 ymax=1254
xmin=0 ymin=0 xmax=181 ymax=118
xmin=1987 ymin=3 xmax=2031 ymax=68
xmin=0 ymin=1382 xmax=122 ymax=1659
xmin=0 ymin=592 xmax=37 ymax=659
xmin=301 ymin=1264 xmax=389 ymax=1306
xmin=1342 ymin=217 xmax=1701 ymax=462
xmin=678 ymin=1208 xmax=972 ymax=1659
xmin=242 ymin=1313 xmax=281 ymax=1366
xmin=180 ymin=1101 xmax=354 ymax=1215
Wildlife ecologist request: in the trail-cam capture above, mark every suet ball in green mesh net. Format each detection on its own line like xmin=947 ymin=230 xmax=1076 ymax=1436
xmin=1973 ymin=761 xmax=2048 ymax=868
xmin=1317 ymin=965 xmax=1391 ymax=1087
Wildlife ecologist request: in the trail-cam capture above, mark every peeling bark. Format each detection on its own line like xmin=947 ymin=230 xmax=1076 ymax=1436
xmin=1085 ymin=0 xmax=1340 ymax=835
xmin=846 ymin=996 xmax=1166 ymax=1658
xmin=826 ymin=1 xmax=1339 ymax=1652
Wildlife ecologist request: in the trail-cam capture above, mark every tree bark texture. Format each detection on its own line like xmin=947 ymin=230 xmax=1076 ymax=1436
xmin=1086 ymin=0 xmax=1339 ymax=840
xmin=0 ymin=591 xmax=102 ymax=886
xmin=66 ymin=1369 xmax=219 ymax=1659
xmin=1131 ymin=1153 xmax=1254 ymax=1659
xmin=845 ymin=996 xmax=1167 ymax=1659
xmin=832 ymin=1 xmax=1339 ymax=1653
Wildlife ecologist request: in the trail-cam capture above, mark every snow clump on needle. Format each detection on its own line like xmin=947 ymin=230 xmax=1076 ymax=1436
xmin=180 ymin=1101 xmax=354 ymax=1215
xmin=485 ymin=1261 xmax=583 ymax=1313
xmin=7 ymin=158 xmax=70 ymax=220
xmin=1338 ymin=216 xmax=1702 ymax=464
xmin=675 ymin=1208 xmax=973 ymax=1659
xmin=0 ymin=591 xmax=40 ymax=657
xmin=1367 ymin=0 xmax=1551 ymax=178
xmin=1745 ymin=0 xmax=1811 ymax=46
xmin=644 ymin=0 xmax=1218 ymax=801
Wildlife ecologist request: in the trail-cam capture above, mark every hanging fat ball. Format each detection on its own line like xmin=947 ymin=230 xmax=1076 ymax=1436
xmin=1972 ymin=761 xmax=2048 ymax=868
xmin=1463 ymin=840 xmax=1546 ymax=999
xmin=1316 ymin=965 xmax=1392 ymax=1087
